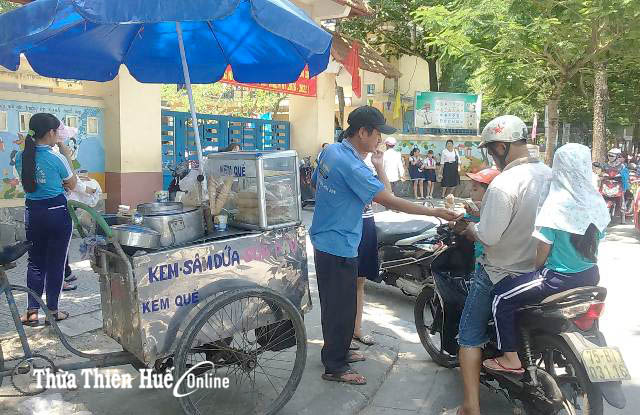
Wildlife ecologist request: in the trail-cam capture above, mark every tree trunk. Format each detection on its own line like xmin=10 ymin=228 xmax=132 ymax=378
xmin=336 ymin=82 xmax=345 ymax=129
xmin=592 ymin=61 xmax=609 ymax=164
xmin=428 ymin=58 xmax=439 ymax=92
xmin=544 ymin=88 xmax=562 ymax=165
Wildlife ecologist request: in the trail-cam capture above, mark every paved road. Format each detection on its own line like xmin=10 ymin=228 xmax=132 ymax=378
xmin=1 ymin=207 xmax=639 ymax=415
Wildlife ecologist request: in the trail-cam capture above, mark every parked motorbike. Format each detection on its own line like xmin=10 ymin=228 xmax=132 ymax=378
xmin=414 ymin=225 xmax=629 ymax=415
xmin=167 ymin=160 xmax=192 ymax=201
xmin=375 ymin=207 xmax=446 ymax=296
xmin=299 ymin=156 xmax=315 ymax=208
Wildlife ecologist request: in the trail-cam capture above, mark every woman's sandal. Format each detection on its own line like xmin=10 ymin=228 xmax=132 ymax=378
xmin=44 ymin=310 xmax=70 ymax=326
xmin=353 ymin=334 xmax=375 ymax=346
xmin=21 ymin=310 xmax=39 ymax=327
xmin=322 ymin=370 xmax=367 ymax=385
xmin=349 ymin=341 xmax=360 ymax=351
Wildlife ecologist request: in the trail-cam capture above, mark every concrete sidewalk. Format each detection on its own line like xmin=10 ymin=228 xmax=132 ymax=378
xmin=0 ymin=233 xmax=403 ymax=415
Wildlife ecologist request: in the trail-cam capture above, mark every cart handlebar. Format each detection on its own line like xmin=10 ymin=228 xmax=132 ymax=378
xmin=67 ymin=200 xmax=113 ymax=239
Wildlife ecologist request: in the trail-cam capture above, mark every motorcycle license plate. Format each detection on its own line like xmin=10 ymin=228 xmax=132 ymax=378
xmin=581 ymin=347 xmax=630 ymax=382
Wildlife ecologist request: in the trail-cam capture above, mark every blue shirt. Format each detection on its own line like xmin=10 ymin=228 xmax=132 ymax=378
xmin=16 ymin=145 xmax=73 ymax=200
xmin=533 ymin=227 xmax=605 ymax=274
xmin=310 ymin=141 xmax=384 ymax=258
xmin=463 ymin=213 xmax=483 ymax=260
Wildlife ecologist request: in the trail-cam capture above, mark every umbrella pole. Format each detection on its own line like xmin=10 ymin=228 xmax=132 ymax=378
xmin=176 ymin=22 xmax=205 ymax=175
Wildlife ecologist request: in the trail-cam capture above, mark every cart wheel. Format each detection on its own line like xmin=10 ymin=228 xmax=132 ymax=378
xmin=174 ymin=287 xmax=306 ymax=415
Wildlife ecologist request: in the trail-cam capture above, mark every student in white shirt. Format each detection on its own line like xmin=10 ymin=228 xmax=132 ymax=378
xmin=440 ymin=140 xmax=460 ymax=198
xmin=422 ymin=150 xmax=437 ymax=199
xmin=382 ymin=137 xmax=405 ymax=196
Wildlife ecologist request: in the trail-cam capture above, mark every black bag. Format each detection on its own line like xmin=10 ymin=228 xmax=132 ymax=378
xmin=256 ymin=319 xmax=298 ymax=351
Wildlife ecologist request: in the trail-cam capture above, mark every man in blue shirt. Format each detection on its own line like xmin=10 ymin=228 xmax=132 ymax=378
xmin=312 ymin=106 xmax=459 ymax=385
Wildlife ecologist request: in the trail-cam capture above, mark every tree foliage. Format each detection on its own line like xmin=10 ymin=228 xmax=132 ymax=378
xmin=161 ymin=84 xmax=285 ymax=118
xmin=0 ymin=1 xmax=19 ymax=14
xmin=339 ymin=0 xmax=446 ymax=90
xmin=414 ymin=0 xmax=640 ymax=162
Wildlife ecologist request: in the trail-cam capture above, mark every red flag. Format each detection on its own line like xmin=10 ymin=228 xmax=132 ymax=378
xmin=345 ymin=41 xmax=361 ymax=98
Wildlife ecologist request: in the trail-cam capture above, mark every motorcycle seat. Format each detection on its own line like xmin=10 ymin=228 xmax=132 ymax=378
xmin=376 ymin=220 xmax=436 ymax=245
xmin=539 ymin=286 xmax=607 ymax=305
xmin=518 ymin=286 xmax=607 ymax=314
xmin=0 ymin=241 xmax=32 ymax=266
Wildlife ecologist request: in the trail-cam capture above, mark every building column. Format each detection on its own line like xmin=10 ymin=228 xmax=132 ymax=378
xmin=84 ymin=67 xmax=162 ymax=212
xmin=289 ymin=72 xmax=336 ymax=159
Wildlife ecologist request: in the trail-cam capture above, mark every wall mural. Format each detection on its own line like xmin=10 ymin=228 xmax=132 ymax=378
xmin=394 ymin=136 xmax=491 ymax=175
xmin=0 ymin=100 xmax=105 ymax=199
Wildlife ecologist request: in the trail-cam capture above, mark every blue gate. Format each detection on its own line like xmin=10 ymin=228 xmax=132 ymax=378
xmin=161 ymin=110 xmax=290 ymax=189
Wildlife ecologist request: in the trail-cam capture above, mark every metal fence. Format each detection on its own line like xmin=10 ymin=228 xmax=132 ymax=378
xmin=161 ymin=110 xmax=290 ymax=188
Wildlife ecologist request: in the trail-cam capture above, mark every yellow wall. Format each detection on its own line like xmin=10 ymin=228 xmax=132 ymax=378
xmin=83 ymin=67 xmax=161 ymax=174
xmin=398 ymin=55 xmax=430 ymax=99
xmin=289 ymin=72 xmax=336 ymax=159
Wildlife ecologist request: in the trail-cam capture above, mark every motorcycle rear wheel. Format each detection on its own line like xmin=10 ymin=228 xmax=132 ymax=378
xmin=414 ymin=286 xmax=458 ymax=368
xmin=531 ymin=336 xmax=603 ymax=415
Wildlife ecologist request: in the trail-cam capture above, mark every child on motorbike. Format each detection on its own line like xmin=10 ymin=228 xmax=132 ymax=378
xmin=484 ymin=143 xmax=610 ymax=374
xmin=453 ymin=168 xmax=500 ymax=265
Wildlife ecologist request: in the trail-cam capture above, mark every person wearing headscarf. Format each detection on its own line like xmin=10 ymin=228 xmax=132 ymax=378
xmin=484 ymin=143 xmax=609 ymax=374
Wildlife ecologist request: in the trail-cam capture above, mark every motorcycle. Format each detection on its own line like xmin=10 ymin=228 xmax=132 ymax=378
xmin=598 ymin=166 xmax=633 ymax=224
xmin=299 ymin=156 xmax=315 ymax=208
xmin=414 ymin=225 xmax=629 ymax=415
xmin=375 ymin=206 xmax=446 ymax=296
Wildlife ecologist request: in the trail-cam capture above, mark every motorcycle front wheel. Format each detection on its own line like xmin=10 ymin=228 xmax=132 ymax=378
xmin=530 ymin=336 xmax=603 ymax=415
xmin=414 ymin=286 xmax=458 ymax=368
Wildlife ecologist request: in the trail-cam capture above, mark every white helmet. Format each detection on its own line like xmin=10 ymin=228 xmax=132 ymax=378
xmin=479 ymin=115 xmax=528 ymax=148
xmin=608 ymin=148 xmax=621 ymax=155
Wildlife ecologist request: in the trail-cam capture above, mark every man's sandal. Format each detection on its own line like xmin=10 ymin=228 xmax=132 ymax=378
xmin=21 ymin=310 xmax=39 ymax=327
xmin=322 ymin=370 xmax=367 ymax=385
xmin=482 ymin=358 xmax=524 ymax=374
xmin=44 ymin=310 xmax=70 ymax=325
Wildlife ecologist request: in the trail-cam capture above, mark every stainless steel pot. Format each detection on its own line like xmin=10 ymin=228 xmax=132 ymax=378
xmin=139 ymin=205 xmax=205 ymax=247
xmin=137 ymin=202 xmax=183 ymax=216
xmin=111 ymin=224 xmax=161 ymax=249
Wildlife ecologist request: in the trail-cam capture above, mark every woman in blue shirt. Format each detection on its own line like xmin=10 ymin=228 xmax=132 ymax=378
xmin=484 ymin=143 xmax=610 ymax=374
xmin=16 ymin=113 xmax=78 ymax=326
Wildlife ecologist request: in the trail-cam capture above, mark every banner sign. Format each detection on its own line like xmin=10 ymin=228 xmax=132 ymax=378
xmin=219 ymin=66 xmax=317 ymax=97
xmin=414 ymin=91 xmax=482 ymax=135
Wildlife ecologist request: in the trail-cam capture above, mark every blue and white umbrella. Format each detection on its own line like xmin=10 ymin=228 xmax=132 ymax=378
xmin=0 ymin=0 xmax=332 ymax=168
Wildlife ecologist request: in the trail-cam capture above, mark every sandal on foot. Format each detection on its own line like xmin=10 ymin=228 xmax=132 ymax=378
xmin=347 ymin=351 xmax=366 ymax=363
xmin=65 ymin=275 xmax=78 ymax=283
xmin=349 ymin=341 xmax=360 ymax=351
xmin=21 ymin=311 xmax=39 ymax=327
xmin=353 ymin=334 xmax=375 ymax=346
xmin=322 ymin=370 xmax=367 ymax=385
xmin=62 ymin=283 xmax=77 ymax=291
xmin=482 ymin=358 xmax=524 ymax=374
xmin=441 ymin=406 xmax=464 ymax=415
xmin=45 ymin=310 xmax=70 ymax=325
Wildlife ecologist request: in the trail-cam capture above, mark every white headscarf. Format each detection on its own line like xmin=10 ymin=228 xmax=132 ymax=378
xmin=535 ymin=143 xmax=610 ymax=234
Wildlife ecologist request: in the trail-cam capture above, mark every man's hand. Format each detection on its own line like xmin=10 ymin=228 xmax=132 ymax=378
xmin=371 ymin=150 xmax=384 ymax=171
xmin=430 ymin=207 xmax=463 ymax=222
xmin=461 ymin=222 xmax=477 ymax=241
xmin=463 ymin=200 xmax=480 ymax=217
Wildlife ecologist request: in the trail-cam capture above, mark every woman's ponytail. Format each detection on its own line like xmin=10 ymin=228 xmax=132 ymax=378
xmin=20 ymin=113 xmax=60 ymax=193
